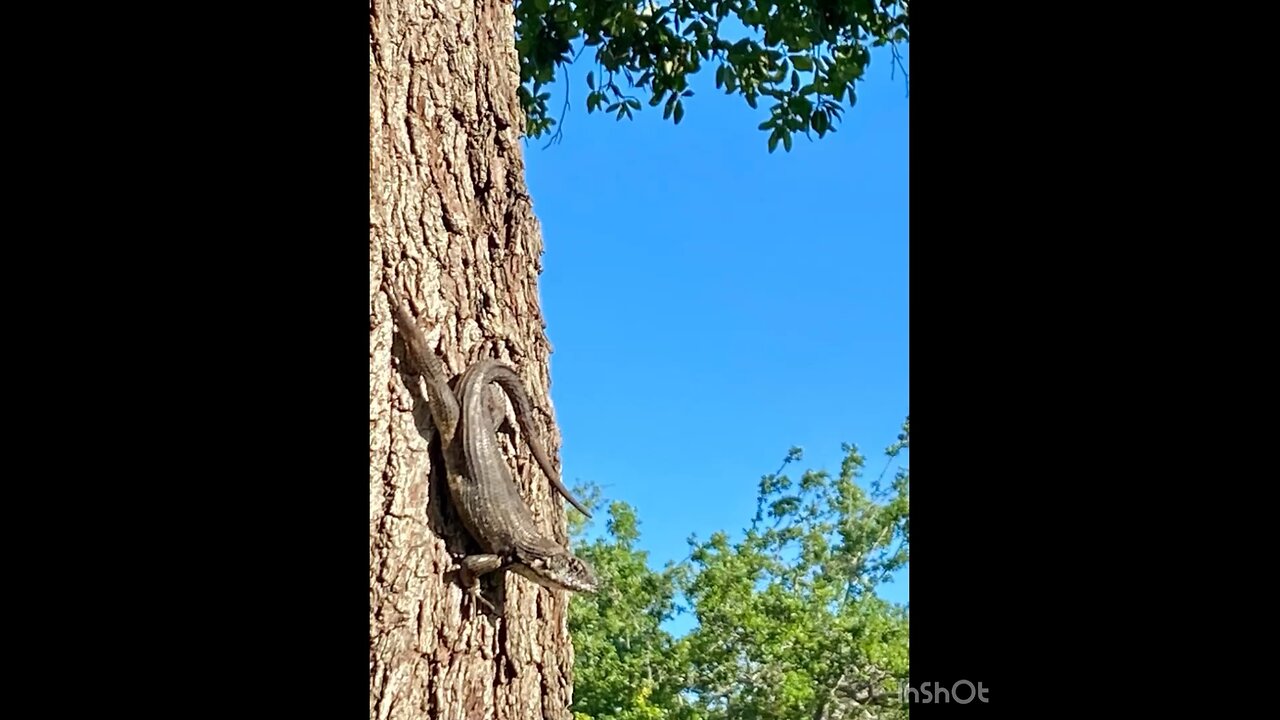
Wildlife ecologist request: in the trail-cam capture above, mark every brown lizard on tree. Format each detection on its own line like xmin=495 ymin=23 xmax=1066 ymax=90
xmin=384 ymin=280 xmax=598 ymax=609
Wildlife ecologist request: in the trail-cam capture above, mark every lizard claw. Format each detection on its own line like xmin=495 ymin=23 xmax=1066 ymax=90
xmin=466 ymin=583 xmax=497 ymax=614
xmin=449 ymin=556 xmax=498 ymax=614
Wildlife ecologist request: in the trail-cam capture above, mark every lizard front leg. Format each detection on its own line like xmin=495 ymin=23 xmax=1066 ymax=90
xmin=452 ymin=553 xmax=512 ymax=613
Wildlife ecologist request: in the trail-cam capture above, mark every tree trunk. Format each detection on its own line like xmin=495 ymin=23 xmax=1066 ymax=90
xmin=369 ymin=1 xmax=576 ymax=718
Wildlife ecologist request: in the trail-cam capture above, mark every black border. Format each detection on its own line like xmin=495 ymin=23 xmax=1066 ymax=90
xmin=100 ymin=5 xmax=374 ymax=713
xmin=906 ymin=4 xmax=1097 ymax=715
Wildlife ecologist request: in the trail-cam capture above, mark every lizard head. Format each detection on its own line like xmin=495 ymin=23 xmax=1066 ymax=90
xmin=515 ymin=553 xmax=599 ymax=594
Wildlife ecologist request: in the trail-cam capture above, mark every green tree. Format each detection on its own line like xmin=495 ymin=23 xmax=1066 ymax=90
xmin=568 ymin=418 xmax=910 ymax=719
xmin=569 ymin=499 xmax=691 ymax=720
xmin=516 ymin=0 xmax=910 ymax=149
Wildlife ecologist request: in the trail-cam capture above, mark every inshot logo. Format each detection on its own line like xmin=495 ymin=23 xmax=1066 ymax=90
xmin=901 ymin=681 xmax=989 ymax=704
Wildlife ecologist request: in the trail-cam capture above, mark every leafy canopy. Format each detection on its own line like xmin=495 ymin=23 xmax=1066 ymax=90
xmin=566 ymin=416 xmax=910 ymax=719
xmin=569 ymin=501 xmax=689 ymax=720
xmin=515 ymin=0 xmax=910 ymax=151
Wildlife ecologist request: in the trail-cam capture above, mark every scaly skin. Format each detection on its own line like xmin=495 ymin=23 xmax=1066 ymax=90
xmin=456 ymin=359 xmax=598 ymax=594
xmin=385 ymin=282 xmax=597 ymax=606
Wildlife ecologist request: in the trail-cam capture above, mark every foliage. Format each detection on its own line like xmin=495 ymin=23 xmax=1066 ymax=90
xmin=568 ymin=416 xmax=910 ymax=719
xmin=514 ymin=0 xmax=910 ymax=151
xmin=569 ymin=501 xmax=692 ymax=720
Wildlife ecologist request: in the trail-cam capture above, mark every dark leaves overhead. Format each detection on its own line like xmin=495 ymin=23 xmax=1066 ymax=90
xmin=515 ymin=0 xmax=909 ymax=150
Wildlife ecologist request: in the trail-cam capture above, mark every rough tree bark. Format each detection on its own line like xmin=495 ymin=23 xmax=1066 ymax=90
xmin=369 ymin=1 xmax=577 ymax=718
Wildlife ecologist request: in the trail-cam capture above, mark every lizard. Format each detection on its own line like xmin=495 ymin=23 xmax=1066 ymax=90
xmin=384 ymin=280 xmax=591 ymax=518
xmin=384 ymin=281 xmax=598 ymax=606
xmin=454 ymin=358 xmax=599 ymax=597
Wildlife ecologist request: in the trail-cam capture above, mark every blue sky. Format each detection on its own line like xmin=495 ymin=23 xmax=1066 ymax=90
xmin=522 ymin=44 xmax=909 ymax=627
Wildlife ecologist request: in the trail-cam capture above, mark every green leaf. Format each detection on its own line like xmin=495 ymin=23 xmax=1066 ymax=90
xmin=812 ymin=109 xmax=828 ymax=136
xmin=568 ymin=436 xmax=909 ymax=718
xmin=512 ymin=0 xmax=908 ymax=149
xmin=673 ymin=100 xmax=684 ymax=125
